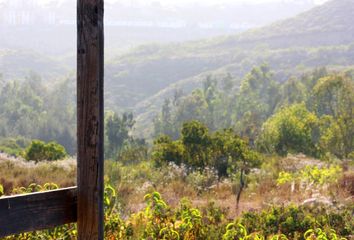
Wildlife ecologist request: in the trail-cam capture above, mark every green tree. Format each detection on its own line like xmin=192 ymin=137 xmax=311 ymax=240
xmin=152 ymin=135 xmax=185 ymax=167
xmin=105 ymin=111 xmax=135 ymax=159
xmin=312 ymin=75 xmax=354 ymax=158
xmin=257 ymin=104 xmax=320 ymax=157
xmin=153 ymin=99 xmax=178 ymax=139
xmin=218 ymin=130 xmax=260 ymax=208
xmin=234 ymin=64 xmax=280 ymax=144
xmin=23 ymin=140 xmax=67 ymax=162
xmin=0 ymin=76 xmax=76 ymax=155
xmin=278 ymin=77 xmax=307 ymax=108
xmin=181 ymin=120 xmax=211 ymax=169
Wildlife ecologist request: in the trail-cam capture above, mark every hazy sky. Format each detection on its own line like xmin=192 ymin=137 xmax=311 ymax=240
xmin=109 ymin=0 xmax=329 ymax=5
xmin=1 ymin=0 xmax=329 ymax=6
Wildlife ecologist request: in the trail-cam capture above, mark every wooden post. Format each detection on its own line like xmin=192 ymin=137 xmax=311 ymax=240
xmin=77 ymin=0 xmax=104 ymax=239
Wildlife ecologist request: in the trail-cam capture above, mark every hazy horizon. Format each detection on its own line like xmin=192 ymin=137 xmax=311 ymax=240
xmin=0 ymin=0 xmax=330 ymax=7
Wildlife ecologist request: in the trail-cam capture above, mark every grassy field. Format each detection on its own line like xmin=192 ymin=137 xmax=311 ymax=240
xmin=0 ymin=152 xmax=353 ymax=239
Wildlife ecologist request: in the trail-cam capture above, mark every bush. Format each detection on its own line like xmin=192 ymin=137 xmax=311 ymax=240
xmin=277 ymin=165 xmax=342 ymax=187
xmin=257 ymin=104 xmax=320 ymax=157
xmin=152 ymin=135 xmax=185 ymax=167
xmin=117 ymin=142 xmax=148 ymax=165
xmin=235 ymin=204 xmax=353 ymax=239
xmin=3 ymin=187 xmax=352 ymax=240
xmin=23 ymin=140 xmax=67 ymax=162
xmin=0 ymin=137 xmax=29 ymax=157
xmin=186 ymin=167 xmax=218 ymax=193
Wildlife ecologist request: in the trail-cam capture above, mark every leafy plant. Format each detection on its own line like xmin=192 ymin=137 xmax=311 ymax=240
xmin=0 ymin=184 xmax=4 ymax=196
xmin=276 ymin=165 xmax=342 ymax=187
xmin=11 ymin=183 xmax=59 ymax=194
xmin=257 ymin=104 xmax=320 ymax=157
xmin=23 ymin=140 xmax=67 ymax=162
xmin=304 ymin=228 xmax=347 ymax=240
xmin=2 ymin=187 xmax=352 ymax=240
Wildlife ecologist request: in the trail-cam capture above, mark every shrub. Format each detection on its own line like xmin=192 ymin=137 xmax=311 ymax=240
xmin=23 ymin=140 xmax=67 ymax=162
xmin=152 ymin=135 xmax=185 ymax=167
xmin=257 ymin=104 xmax=320 ymax=157
xmin=117 ymin=142 xmax=148 ymax=165
xmin=0 ymin=137 xmax=29 ymax=157
xmin=3 ymin=187 xmax=352 ymax=240
xmin=186 ymin=167 xmax=218 ymax=193
xmin=277 ymin=165 xmax=342 ymax=187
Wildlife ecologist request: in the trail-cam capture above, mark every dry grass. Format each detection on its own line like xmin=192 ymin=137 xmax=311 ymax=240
xmin=1 ymin=153 xmax=353 ymax=221
xmin=0 ymin=153 xmax=76 ymax=194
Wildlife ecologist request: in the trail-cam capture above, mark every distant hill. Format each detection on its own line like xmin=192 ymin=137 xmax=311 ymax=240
xmin=104 ymin=0 xmax=354 ymax=137
xmin=0 ymin=49 xmax=70 ymax=80
xmin=104 ymin=0 xmax=354 ymax=115
xmin=0 ymin=0 xmax=317 ymax=55
xmin=217 ymin=0 xmax=354 ymax=48
xmin=1 ymin=0 xmax=353 ymax=139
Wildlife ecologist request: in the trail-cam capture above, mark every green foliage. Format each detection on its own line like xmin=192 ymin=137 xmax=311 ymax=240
xmin=105 ymin=111 xmax=135 ymax=159
xmin=116 ymin=139 xmax=148 ymax=165
xmin=257 ymin=104 xmax=320 ymax=157
xmin=142 ymin=191 xmax=173 ymax=239
xmin=153 ymin=66 xmax=354 ymax=160
xmin=186 ymin=167 xmax=218 ymax=193
xmin=153 ymin=98 xmax=179 ymax=139
xmin=223 ymin=223 xmax=250 ymax=240
xmin=235 ymin=205 xmax=352 ymax=239
xmin=277 ymin=165 xmax=343 ymax=187
xmin=153 ymin=120 xmax=259 ymax=178
xmin=181 ymin=120 xmax=211 ymax=169
xmin=3 ymin=185 xmax=352 ymax=240
xmin=304 ymin=228 xmax=347 ymax=240
xmin=0 ymin=77 xmax=77 ymax=155
xmin=0 ymin=184 xmax=4 ymax=196
xmin=23 ymin=140 xmax=67 ymax=162
xmin=0 ymin=137 xmax=29 ymax=157
xmin=234 ymin=64 xmax=280 ymax=142
xmin=153 ymin=75 xmax=234 ymax=139
xmin=276 ymin=171 xmax=293 ymax=185
xmin=300 ymin=165 xmax=342 ymax=186
xmin=152 ymin=135 xmax=185 ymax=167
xmin=11 ymin=183 xmax=59 ymax=194
xmin=313 ymin=75 xmax=354 ymax=158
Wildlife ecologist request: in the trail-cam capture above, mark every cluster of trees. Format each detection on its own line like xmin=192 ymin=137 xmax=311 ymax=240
xmin=0 ymin=73 xmax=146 ymax=161
xmin=1 ymin=66 xmax=352 ymax=162
xmin=105 ymin=111 xmax=147 ymax=164
xmin=153 ymin=120 xmax=260 ymax=207
xmin=154 ymin=66 xmax=354 ymax=159
xmin=258 ymin=73 xmax=353 ymax=159
xmin=153 ymin=74 xmax=235 ymax=139
xmin=153 ymin=120 xmax=260 ymax=177
xmin=0 ymin=73 xmax=76 ymax=154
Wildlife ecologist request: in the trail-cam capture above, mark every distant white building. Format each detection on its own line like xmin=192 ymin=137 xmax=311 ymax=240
xmin=0 ymin=0 xmax=56 ymax=26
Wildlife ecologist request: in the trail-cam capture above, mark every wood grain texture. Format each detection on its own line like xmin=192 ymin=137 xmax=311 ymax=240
xmin=0 ymin=187 xmax=77 ymax=237
xmin=77 ymin=0 xmax=104 ymax=239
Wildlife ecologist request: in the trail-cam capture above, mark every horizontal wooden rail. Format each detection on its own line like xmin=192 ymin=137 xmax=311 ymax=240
xmin=0 ymin=187 xmax=77 ymax=237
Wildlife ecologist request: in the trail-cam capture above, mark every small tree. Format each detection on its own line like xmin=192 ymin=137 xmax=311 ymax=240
xmin=181 ymin=120 xmax=211 ymax=169
xmin=220 ymin=130 xmax=260 ymax=209
xmin=105 ymin=111 xmax=135 ymax=159
xmin=152 ymin=135 xmax=185 ymax=167
xmin=257 ymin=104 xmax=320 ymax=157
xmin=23 ymin=140 xmax=67 ymax=162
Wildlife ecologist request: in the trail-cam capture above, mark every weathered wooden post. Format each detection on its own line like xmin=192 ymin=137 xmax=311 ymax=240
xmin=77 ymin=0 xmax=104 ymax=239
xmin=0 ymin=1 xmax=105 ymax=238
